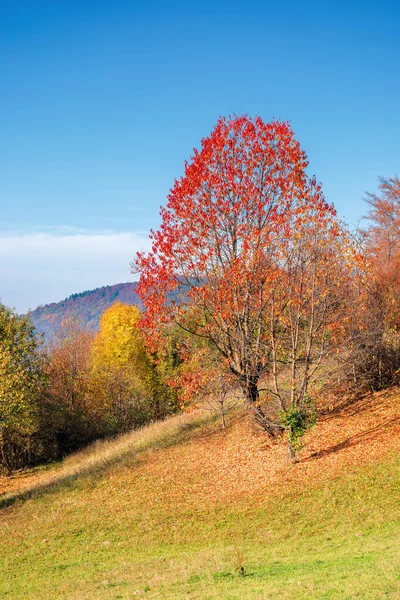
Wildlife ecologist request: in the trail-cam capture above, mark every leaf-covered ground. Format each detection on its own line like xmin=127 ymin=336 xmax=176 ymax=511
xmin=127 ymin=388 xmax=400 ymax=508
xmin=0 ymin=388 xmax=399 ymax=599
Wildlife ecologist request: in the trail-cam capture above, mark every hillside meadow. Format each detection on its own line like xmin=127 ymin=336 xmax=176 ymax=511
xmin=0 ymin=388 xmax=399 ymax=599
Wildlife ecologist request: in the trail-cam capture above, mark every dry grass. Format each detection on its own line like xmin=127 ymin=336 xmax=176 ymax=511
xmin=1 ymin=387 xmax=399 ymax=509
xmin=0 ymin=409 xmax=213 ymax=507
xmin=0 ymin=388 xmax=399 ymax=599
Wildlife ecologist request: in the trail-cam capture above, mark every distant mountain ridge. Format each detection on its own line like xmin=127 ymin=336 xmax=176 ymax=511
xmin=29 ymin=282 xmax=142 ymax=339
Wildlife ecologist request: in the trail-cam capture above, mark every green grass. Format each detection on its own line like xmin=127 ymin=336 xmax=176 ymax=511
xmin=0 ymin=415 xmax=399 ymax=599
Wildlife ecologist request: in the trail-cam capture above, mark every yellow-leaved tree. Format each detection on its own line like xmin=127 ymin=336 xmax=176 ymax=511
xmin=89 ymin=302 xmax=179 ymax=433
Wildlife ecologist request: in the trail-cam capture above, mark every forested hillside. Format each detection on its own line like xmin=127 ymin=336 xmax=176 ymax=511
xmin=29 ymin=282 xmax=141 ymax=339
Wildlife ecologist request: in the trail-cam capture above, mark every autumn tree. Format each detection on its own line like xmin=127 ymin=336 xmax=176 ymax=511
xmin=351 ymin=176 xmax=400 ymax=389
xmin=89 ymin=302 xmax=178 ymax=433
xmin=0 ymin=303 xmax=45 ymax=474
xmin=47 ymin=316 xmax=95 ymax=453
xmin=364 ymin=176 xmax=400 ymax=267
xmin=364 ymin=176 xmax=400 ymax=334
xmin=48 ymin=316 xmax=94 ymax=410
xmin=179 ymin=345 xmax=238 ymax=429
xmin=135 ymin=115 xmax=359 ymax=454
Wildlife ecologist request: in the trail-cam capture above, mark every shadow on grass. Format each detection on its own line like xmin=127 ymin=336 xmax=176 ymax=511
xmin=319 ymin=393 xmax=383 ymax=420
xmin=303 ymin=417 xmax=400 ymax=462
xmin=0 ymin=411 xmax=222 ymax=511
xmin=320 ymin=387 xmax=400 ymax=422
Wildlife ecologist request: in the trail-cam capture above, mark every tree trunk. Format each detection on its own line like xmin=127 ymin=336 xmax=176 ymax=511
xmin=219 ymin=400 xmax=226 ymax=429
xmin=287 ymin=439 xmax=298 ymax=463
xmin=241 ymin=376 xmax=283 ymax=438
xmin=0 ymin=431 xmax=13 ymax=476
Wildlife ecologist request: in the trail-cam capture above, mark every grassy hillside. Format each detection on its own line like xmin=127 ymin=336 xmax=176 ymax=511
xmin=0 ymin=390 xmax=399 ymax=599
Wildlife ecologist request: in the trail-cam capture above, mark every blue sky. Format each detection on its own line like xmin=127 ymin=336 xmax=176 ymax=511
xmin=1 ymin=0 xmax=399 ymax=312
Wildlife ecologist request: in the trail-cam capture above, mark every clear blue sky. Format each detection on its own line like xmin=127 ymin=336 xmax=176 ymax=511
xmin=1 ymin=0 xmax=399 ymax=311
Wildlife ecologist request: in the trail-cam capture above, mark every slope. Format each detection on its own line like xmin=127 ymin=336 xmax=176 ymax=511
xmin=0 ymin=389 xmax=399 ymax=599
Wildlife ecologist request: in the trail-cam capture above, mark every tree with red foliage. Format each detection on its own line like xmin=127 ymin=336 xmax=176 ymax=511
xmin=135 ymin=115 xmax=358 ymax=446
xmin=351 ymin=176 xmax=400 ymax=389
xmin=364 ymin=176 xmax=400 ymax=267
xmin=364 ymin=176 xmax=400 ymax=331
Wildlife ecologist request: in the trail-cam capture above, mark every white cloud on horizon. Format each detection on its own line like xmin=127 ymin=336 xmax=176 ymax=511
xmin=0 ymin=229 xmax=151 ymax=313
